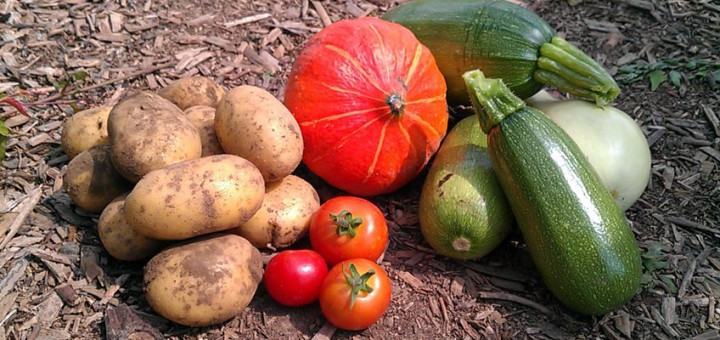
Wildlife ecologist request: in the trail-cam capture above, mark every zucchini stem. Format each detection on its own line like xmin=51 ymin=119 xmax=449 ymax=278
xmin=462 ymin=70 xmax=525 ymax=134
xmin=535 ymin=37 xmax=620 ymax=106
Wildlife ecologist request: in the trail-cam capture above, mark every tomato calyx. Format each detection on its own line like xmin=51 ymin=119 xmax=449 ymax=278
xmin=330 ymin=210 xmax=363 ymax=238
xmin=342 ymin=263 xmax=375 ymax=309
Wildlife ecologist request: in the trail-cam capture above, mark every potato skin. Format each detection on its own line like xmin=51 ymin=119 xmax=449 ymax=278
xmin=61 ymin=106 xmax=112 ymax=159
xmin=234 ymin=175 xmax=320 ymax=248
xmin=63 ymin=146 xmax=131 ymax=213
xmin=108 ymin=91 xmax=202 ymax=182
xmin=184 ymin=106 xmax=224 ymax=156
xmin=98 ymin=194 xmax=164 ymax=261
xmin=215 ymin=86 xmax=303 ymax=182
xmin=125 ymin=155 xmax=265 ymax=240
xmin=158 ymin=76 xmax=225 ymax=110
xmin=144 ymin=233 xmax=263 ymax=327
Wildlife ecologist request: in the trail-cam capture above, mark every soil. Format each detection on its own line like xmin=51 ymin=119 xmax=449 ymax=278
xmin=1 ymin=0 xmax=719 ymax=339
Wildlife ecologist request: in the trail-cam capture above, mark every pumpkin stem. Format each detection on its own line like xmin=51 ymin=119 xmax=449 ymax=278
xmin=463 ymin=70 xmax=525 ymax=133
xmin=387 ymin=94 xmax=405 ymax=116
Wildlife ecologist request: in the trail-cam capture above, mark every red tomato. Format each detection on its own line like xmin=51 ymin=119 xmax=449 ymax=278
xmin=319 ymin=259 xmax=392 ymax=330
xmin=310 ymin=196 xmax=389 ymax=266
xmin=263 ymin=250 xmax=329 ymax=307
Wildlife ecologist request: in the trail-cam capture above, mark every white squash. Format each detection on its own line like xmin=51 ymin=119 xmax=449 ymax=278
xmin=526 ymin=91 xmax=651 ymax=211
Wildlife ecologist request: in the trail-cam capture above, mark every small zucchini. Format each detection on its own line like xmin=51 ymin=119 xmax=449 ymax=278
xmin=419 ymin=116 xmax=513 ymax=260
xmin=463 ymin=70 xmax=641 ymax=315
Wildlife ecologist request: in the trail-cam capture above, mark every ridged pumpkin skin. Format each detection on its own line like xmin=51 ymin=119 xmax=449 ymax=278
xmin=383 ymin=0 xmax=555 ymax=104
xmin=284 ymin=17 xmax=448 ymax=196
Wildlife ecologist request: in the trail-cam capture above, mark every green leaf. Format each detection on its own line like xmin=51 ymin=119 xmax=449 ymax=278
xmin=0 ymin=119 xmax=8 ymax=162
xmin=669 ymin=71 xmax=682 ymax=87
xmin=649 ymin=70 xmax=667 ymax=91
xmin=53 ymin=80 xmax=69 ymax=91
xmin=72 ymin=71 xmax=88 ymax=81
xmin=660 ymin=275 xmax=678 ymax=294
xmin=712 ymin=70 xmax=720 ymax=83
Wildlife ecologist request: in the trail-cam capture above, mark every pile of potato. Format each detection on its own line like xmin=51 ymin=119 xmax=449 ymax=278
xmin=60 ymin=76 xmax=321 ymax=327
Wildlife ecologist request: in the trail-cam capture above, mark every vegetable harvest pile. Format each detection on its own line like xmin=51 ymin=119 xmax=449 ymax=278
xmin=54 ymin=0 xmax=654 ymax=333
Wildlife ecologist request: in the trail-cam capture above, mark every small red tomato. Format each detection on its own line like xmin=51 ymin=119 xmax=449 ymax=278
xmin=319 ymin=258 xmax=392 ymax=331
xmin=310 ymin=196 xmax=388 ymax=265
xmin=263 ymin=250 xmax=329 ymax=307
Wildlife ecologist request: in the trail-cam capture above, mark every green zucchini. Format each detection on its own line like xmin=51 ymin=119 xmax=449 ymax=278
xmin=419 ymin=116 xmax=513 ymax=260
xmin=462 ymin=70 xmax=640 ymax=315
xmin=383 ymin=0 xmax=620 ymax=106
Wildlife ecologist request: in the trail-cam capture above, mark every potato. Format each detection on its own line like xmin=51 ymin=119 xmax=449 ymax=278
xmin=125 ymin=155 xmax=264 ymax=240
xmin=63 ymin=145 xmax=131 ymax=213
xmin=98 ymin=194 xmax=165 ymax=261
xmin=158 ymin=76 xmax=225 ymax=110
xmin=144 ymin=233 xmax=263 ymax=327
xmin=215 ymin=85 xmax=303 ymax=182
xmin=60 ymin=106 xmax=112 ymax=159
xmin=184 ymin=106 xmax=224 ymax=156
xmin=108 ymin=91 xmax=202 ymax=182
xmin=234 ymin=175 xmax=320 ymax=248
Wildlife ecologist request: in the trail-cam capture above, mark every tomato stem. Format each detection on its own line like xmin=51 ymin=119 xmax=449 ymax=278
xmin=342 ymin=263 xmax=375 ymax=309
xmin=330 ymin=210 xmax=363 ymax=238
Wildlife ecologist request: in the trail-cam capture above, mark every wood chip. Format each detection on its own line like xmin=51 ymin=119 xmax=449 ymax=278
xmin=584 ymin=19 xmax=620 ymax=33
xmin=188 ymin=13 xmax=215 ymax=26
xmin=224 ymin=13 xmax=271 ymax=28
xmin=477 ymin=291 xmax=555 ymax=317
xmin=667 ymin=216 xmax=718 ymax=236
xmin=92 ymin=32 xmax=130 ymax=42
xmin=701 ymin=104 xmax=720 ymax=137
xmin=700 ymin=146 xmax=720 ymax=162
xmin=310 ymin=321 xmax=336 ymax=340
xmin=662 ymin=297 xmax=677 ymax=324
xmin=687 ymin=330 xmax=720 ymax=340
xmin=55 ymin=284 xmax=80 ymax=306
xmin=105 ymin=304 xmax=163 ymax=340
xmin=679 ymin=247 xmax=714 ymax=298
xmin=0 ymin=292 xmax=18 ymax=324
xmin=397 ymin=271 xmax=424 ymax=290
xmin=311 ymin=1 xmax=332 ymax=27
xmin=450 ymin=277 xmax=465 ymax=296
xmin=1 ymin=187 xmax=43 ymax=250
xmin=456 ymin=261 xmax=529 ymax=282
xmin=650 ymin=306 xmax=680 ymax=338
xmin=204 ymin=36 xmax=235 ymax=52
xmin=0 ymin=258 xmax=28 ymax=299
xmin=80 ymin=246 xmax=104 ymax=283
xmin=613 ymin=310 xmax=634 ymax=338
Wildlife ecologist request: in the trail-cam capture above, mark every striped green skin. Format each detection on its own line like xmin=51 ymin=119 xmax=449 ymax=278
xmin=488 ymin=108 xmax=641 ymax=315
xmin=419 ymin=116 xmax=513 ymax=260
xmin=383 ymin=0 xmax=555 ymax=104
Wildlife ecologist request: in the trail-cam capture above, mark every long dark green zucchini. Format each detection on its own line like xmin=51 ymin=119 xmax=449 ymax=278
xmin=462 ymin=70 xmax=640 ymax=315
xmin=383 ymin=0 xmax=620 ymax=106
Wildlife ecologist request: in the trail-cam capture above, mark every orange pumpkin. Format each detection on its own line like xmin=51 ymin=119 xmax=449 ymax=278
xmin=285 ymin=17 xmax=448 ymax=196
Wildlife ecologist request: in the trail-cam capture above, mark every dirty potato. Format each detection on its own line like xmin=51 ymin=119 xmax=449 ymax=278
xmin=184 ymin=106 xmax=224 ymax=156
xmin=158 ymin=76 xmax=225 ymax=110
xmin=125 ymin=155 xmax=264 ymax=240
xmin=234 ymin=175 xmax=320 ymax=248
xmin=108 ymin=91 xmax=201 ymax=182
xmin=144 ymin=233 xmax=263 ymax=327
xmin=63 ymin=145 xmax=131 ymax=213
xmin=215 ymin=86 xmax=303 ymax=182
xmin=98 ymin=194 xmax=165 ymax=261
xmin=60 ymin=106 xmax=112 ymax=159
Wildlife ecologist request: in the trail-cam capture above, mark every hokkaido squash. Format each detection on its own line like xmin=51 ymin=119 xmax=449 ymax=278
xmin=284 ymin=17 xmax=448 ymax=196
